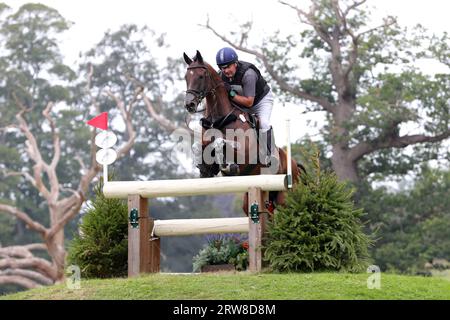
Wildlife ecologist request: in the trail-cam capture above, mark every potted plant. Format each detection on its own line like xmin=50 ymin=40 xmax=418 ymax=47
xmin=193 ymin=235 xmax=249 ymax=272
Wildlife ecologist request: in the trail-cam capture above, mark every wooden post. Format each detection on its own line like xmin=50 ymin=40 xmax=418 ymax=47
xmin=127 ymin=195 xmax=160 ymax=276
xmin=248 ymin=187 xmax=268 ymax=272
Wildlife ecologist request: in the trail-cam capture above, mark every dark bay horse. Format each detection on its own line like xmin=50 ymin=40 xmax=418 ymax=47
xmin=183 ymin=50 xmax=300 ymax=214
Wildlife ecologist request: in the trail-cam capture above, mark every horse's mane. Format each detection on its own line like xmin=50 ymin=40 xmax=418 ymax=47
xmin=204 ymin=62 xmax=222 ymax=83
xmin=200 ymin=61 xmax=233 ymax=117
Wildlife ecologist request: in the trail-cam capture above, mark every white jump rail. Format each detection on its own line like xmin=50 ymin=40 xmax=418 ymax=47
xmin=103 ymin=174 xmax=287 ymax=198
xmin=152 ymin=217 xmax=249 ymax=237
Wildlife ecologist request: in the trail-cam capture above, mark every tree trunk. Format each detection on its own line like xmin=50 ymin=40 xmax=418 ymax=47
xmin=331 ymin=146 xmax=359 ymax=183
xmin=331 ymin=99 xmax=358 ymax=183
xmin=45 ymin=229 xmax=66 ymax=282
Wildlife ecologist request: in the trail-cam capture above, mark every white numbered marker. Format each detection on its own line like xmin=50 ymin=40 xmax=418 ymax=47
xmin=96 ymin=148 xmax=117 ymax=165
xmin=95 ymin=131 xmax=118 ymax=149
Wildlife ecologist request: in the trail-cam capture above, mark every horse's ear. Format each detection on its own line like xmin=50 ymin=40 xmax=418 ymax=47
xmin=183 ymin=52 xmax=193 ymax=65
xmin=196 ymin=50 xmax=203 ymax=64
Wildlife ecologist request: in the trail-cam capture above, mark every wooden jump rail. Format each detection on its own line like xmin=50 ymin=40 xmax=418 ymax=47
xmin=152 ymin=217 xmax=249 ymax=237
xmin=103 ymin=174 xmax=287 ymax=276
xmin=103 ymin=175 xmax=287 ymax=198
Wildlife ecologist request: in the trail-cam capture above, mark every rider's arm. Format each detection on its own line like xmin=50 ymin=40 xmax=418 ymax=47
xmin=231 ymin=94 xmax=254 ymax=108
xmin=231 ymin=69 xmax=258 ymax=108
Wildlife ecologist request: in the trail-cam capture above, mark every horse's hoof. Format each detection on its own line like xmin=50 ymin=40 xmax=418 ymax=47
xmin=220 ymin=163 xmax=240 ymax=176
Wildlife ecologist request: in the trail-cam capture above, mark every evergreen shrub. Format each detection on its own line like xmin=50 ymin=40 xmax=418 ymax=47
xmin=67 ymin=179 xmax=128 ymax=278
xmin=265 ymin=152 xmax=372 ymax=272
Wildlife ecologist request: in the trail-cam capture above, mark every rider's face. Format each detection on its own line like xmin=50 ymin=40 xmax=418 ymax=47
xmin=220 ymin=62 xmax=237 ymax=78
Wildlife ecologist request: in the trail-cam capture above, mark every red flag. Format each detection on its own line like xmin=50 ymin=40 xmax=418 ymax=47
xmin=87 ymin=112 xmax=108 ymax=130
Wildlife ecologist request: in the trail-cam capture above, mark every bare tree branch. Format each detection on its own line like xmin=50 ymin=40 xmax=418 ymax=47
xmin=0 ymin=268 xmax=53 ymax=286
xmin=343 ymin=0 xmax=367 ymax=17
xmin=14 ymin=101 xmax=51 ymax=200
xmin=0 ymin=204 xmax=47 ymax=235
xmin=2 ymin=169 xmax=37 ymax=189
xmin=0 ymin=257 xmax=57 ymax=280
xmin=0 ymin=275 xmax=40 ymax=289
xmin=356 ymin=16 xmax=396 ymax=40
xmin=23 ymin=243 xmax=47 ymax=251
xmin=105 ymin=90 xmax=137 ymax=159
xmin=349 ymin=130 xmax=450 ymax=162
xmin=47 ymin=195 xmax=83 ymax=240
xmin=74 ymin=154 xmax=87 ymax=173
xmin=42 ymin=102 xmax=61 ymax=171
xmin=279 ymin=1 xmax=315 ymax=26
xmin=142 ymin=93 xmax=180 ymax=132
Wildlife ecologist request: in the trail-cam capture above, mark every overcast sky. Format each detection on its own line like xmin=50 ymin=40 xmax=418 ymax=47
xmin=6 ymin=0 xmax=450 ymax=145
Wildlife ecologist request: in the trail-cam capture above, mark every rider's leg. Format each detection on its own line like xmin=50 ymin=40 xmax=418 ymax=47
xmin=251 ymin=91 xmax=278 ymax=168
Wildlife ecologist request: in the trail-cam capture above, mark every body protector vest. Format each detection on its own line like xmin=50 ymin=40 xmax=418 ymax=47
xmin=221 ymin=61 xmax=270 ymax=106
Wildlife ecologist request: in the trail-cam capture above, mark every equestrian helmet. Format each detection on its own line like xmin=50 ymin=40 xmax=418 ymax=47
xmin=216 ymin=47 xmax=238 ymax=67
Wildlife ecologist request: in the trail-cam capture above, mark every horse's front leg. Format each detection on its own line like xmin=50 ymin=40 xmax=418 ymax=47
xmin=193 ymin=141 xmax=220 ymax=177
xmin=242 ymin=192 xmax=249 ymax=216
xmin=212 ymin=137 xmax=241 ymax=176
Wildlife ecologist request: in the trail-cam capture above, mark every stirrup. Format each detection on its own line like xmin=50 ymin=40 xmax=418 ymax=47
xmin=263 ymin=150 xmax=279 ymax=168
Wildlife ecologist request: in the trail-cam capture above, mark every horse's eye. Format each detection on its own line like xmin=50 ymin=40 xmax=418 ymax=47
xmin=199 ymin=75 xmax=204 ymax=79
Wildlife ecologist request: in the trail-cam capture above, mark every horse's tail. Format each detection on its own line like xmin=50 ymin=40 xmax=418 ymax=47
xmin=297 ymin=162 xmax=307 ymax=175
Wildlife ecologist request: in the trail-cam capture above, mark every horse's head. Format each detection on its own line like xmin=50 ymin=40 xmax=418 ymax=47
xmin=183 ymin=50 xmax=215 ymax=113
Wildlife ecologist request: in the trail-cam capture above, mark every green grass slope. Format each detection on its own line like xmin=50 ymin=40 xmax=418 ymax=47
xmin=2 ymin=273 xmax=449 ymax=300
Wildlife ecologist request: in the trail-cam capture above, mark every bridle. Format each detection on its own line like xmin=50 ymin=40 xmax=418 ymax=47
xmin=185 ymin=65 xmax=223 ymax=113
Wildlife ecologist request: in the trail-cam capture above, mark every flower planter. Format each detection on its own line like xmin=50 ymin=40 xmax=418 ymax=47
xmin=200 ymin=264 xmax=235 ymax=273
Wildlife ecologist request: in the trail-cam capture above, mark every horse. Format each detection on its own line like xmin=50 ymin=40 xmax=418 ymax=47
xmin=183 ymin=50 xmax=300 ymax=214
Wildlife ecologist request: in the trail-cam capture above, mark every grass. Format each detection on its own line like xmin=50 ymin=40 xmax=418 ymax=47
xmin=1 ymin=272 xmax=450 ymax=300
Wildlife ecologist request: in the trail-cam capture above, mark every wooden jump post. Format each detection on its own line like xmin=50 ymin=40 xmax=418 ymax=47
xmin=103 ymin=175 xmax=287 ymax=276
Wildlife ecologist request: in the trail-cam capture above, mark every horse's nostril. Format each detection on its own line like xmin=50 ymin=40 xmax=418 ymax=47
xmin=185 ymin=102 xmax=196 ymax=112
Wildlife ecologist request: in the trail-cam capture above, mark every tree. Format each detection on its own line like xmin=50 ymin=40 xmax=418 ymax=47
xmin=0 ymin=4 xmax=142 ymax=289
xmin=359 ymin=166 xmax=450 ymax=273
xmin=0 ymin=4 xmax=189 ymax=289
xmin=76 ymin=24 xmax=191 ymax=182
xmin=205 ymin=0 xmax=450 ymax=184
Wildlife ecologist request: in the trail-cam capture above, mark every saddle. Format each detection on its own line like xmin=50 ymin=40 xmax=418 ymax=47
xmin=199 ymin=112 xmax=259 ymax=131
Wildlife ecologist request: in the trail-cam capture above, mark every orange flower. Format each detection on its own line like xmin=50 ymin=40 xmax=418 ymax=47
xmin=242 ymin=241 xmax=249 ymax=250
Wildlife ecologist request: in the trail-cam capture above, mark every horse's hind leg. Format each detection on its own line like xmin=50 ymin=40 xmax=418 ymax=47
xmin=242 ymin=192 xmax=249 ymax=216
xmin=275 ymin=191 xmax=287 ymax=209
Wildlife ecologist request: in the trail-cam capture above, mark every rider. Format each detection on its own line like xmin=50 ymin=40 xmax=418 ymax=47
xmin=216 ymin=47 xmax=277 ymax=167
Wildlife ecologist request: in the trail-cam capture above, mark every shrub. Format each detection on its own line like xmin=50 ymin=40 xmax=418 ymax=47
xmin=265 ymin=151 xmax=373 ymax=272
xmin=192 ymin=235 xmax=249 ymax=272
xmin=67 ymin=179 xmax=128 ymax=278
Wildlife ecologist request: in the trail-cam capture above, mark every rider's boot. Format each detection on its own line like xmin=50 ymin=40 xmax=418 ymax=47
xmin=261 ymin=126 xmax=279 ymax=170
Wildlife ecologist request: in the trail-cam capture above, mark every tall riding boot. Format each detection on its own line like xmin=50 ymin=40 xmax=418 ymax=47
xmin=263 ymin=127 xmax=279 ymax=168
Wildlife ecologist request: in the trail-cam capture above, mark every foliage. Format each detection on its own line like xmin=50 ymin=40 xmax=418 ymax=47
xmin=219 ymin=0 xmax=450 ymax=183
xmin=0 ymin=3 xmax=79 ymax=247
xmin=67 ymin=179 xmax=128 ymax=278
xmin=0 ymin=3 xmax=203 ymax=281
xmin=265 ymin=150 xmax=373 ymax=272
xmin=359 ymin=166 xmax=450 ymax=274
xmin=291 ymin=136 xmax=333 ymax=172
xmin=192 ymin=235 xmax=249 ymax=272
